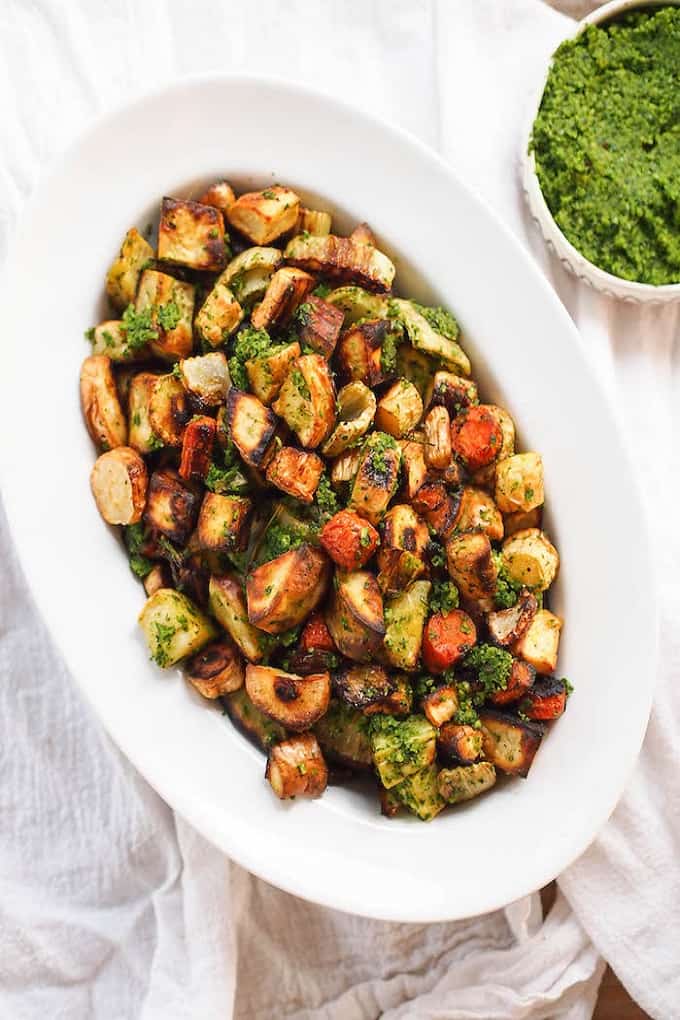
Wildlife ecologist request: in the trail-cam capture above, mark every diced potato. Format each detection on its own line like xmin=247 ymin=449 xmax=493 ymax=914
xmin=106 ymin=227 xmax=154 ymax=311
xmin=391 ymin=299 xmax=470 ymax=376
xmin=265 ymin=446 xmax=323 ymax=503
xmin=452 ymin=487 xmax=504 ymax=542
xmin=296 ymin=295 xmax=344 ymax=358
xmin=429 ymin=370 xmax=478 ymax=416
xmin=326 ymin=569 xmax=385 ymax=663
xmin=148 ymin=374 xmax=188 ymax=447
xmin=370 ymin=714 xmax=436 ymax=789
xmin=494 ymin=453 xmax=544 ymax=514
xmin=502 ymin=528 xmax=559 ymax=591
xmin=251 ymin=267 xmax=314 ymax=331
xmin=266 ymin=733 xmax=328 ymax=799
xmin=446 ymin=531 xmax=498 ymax=602
xmin=226 ymin=389 xmax=277 ymax=467
xmin=80 ymin=355 xmax=127 ymax=451
xmin=90 ymin=446 xmax=147 ymax=525
xmin=314 ymin=701 xmax=372 ymax=770
xmin=272 ymin=354 xmax=336 ymax=449
xmin=222 ymin=246 xmax=282 ymax=309
xmin=347 ymin=433 xmax=401 ymax=525
xmin=197 ymin=493 xmax=252 ymax=552
xmin=478 ymin=710 xmax=544 ymax=777
xmin=228 ymin=185 xmax=300 ymax=245
xmin=297 ymin=206 xmax=332 ymax=235
xmin=437 ymin=723 xmax=483 ymax=765
xmin=336 ymin=318 xmax=396 ymax=386
xmin=246 ymin=544 xmax=330 ymax=634
xmin=398 ymin=434 xmax=428 ymax=500
xmin=144 ymin=469 xmax=199 ymax=544
xmin=325 ymin=285 xmax=388 ymax=325
xmin=438 ymin=762 xmax=497 ymax=804
xmin=208 ymin=575 xmax=267 ymax=662
xmin=197 ymin=180 xmax=236 ymax=214
xmin=423 ymin=405 xmax=452 ymax=469
xmin=285 ymin=234 xmax=395 ymax=292
xmin=246 ymin=665 xmax=330 ymax=732
xmin=127 ymin=372 xmax=160 ymax=455
xmin=393 ymin=764 xmax=446 ymax=821
xmin=375 ymin=379 xmax=424 ymax=438
xmin=511 ymin=609 xmax=562 ymax=675
xmin=194 ymin=278 xmax=243 ymax=348
xmin=180 ymin=352 xmax=230 ymax=405
xmin=158 ymin=196 xmax=226 ymax=271
xmin=246 ymin=341 xmax=300 ymax=406
xmin=322 ymin=382 xmax=376 ymax=457
xmin=135 ymin=269 xmax=195 ymax=362
xmin=486 ymin=591 xmax=538 ymax=647
xmin=504 ymin=506 xmax=542 ymax=538
xmin=184 ymin=639 xmax=244 ymax=698
xmin=139 ymin=588 xmax=216 ymax=668
xmin=383 ymin=579 xmax=431 ymax=671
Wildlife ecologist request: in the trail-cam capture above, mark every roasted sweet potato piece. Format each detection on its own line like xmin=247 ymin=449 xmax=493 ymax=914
xmin=519 ymin=676 xmax=568 ymax=720
xmin=296 ymin=295 xmax=344 ymax=358
xmin=265 ymin=446 xmax=324 ymax=503
xmin=422 ymin=609 xmax=477 ymax=674
xmin=266 ymin=733 xmax=328 ymax=799
xmin=250 ymin=266 xmax=314 ymax=331
xmin=185 ymin=639 xmax=244 ymax=699
xmin=179 ymin=416 xmax=216 ymax=482
xmin=451 ymin=405 xmax=503 ymax=471
xmin=422 ymin=685 xmax=459 ymax=727
xmin=487 ymin=591 xmax=538 ymax=647
xmin=246 ymin=665 xmax=330 ymax=732
xmin=489 ymin=658 xmax=536 ymax=706
xmin=90 ymin=447 xmax=147 ymax=526
xmin=478 ymin=709 xmax=544 ymax=777
xmin=144 ymin=469 xmax=199 ymax=544
xmin=319 ymin=510 xmax=379 ymax=570
xmin=437 ymin=722 xmax=483 ymax=765
xmin=158 ymin=196 xmax=226 ymax=272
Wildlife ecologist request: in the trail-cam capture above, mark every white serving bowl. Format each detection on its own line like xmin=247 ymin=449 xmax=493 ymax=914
xmin=522 ymin=0 xmax=680 ymax=305
xmin=0 ymin=75 xmax=656 ymax=921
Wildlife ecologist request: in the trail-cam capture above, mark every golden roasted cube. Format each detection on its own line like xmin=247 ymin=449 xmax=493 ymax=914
xmin=158 ymin=196 xmax=226 ymax=271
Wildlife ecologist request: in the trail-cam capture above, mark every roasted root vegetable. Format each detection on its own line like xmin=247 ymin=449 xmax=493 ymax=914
xmin=478 ymin=709 xmax=544 ymax=777
xmin=314 ymin=701 xmax=372 ymax=769
xmin=411 ymin=482 xmax=460 ymax=540
xmin=423 ymin=405 xmax=452 ymax=469
xmin=197 ymin=180 xmax=236 ymax=214
xmin=222 ymin=246 xmax=282 ymax=308
xmin=393 ymin=764 xmax=445 ymax=821
xmin=383 ymin=579 xmax=431 ymax=671
xmin=322 ymin=382 xmax=376 ymax=457
xmin=144 ymin=469 xmax=199 ymax=544
xmin=429 ymin=371 xmax=478 ymax=416
xmin=246 ymin=341 xmax=300 ymax=406
xmin=223 ymin=687 xmax=286 ymax=750
xmin=398 ymin=435 xmax=429 ymax=499
xmin=502 ymin=528 xmax=559 ymax=591
xmin=80 ymin=355 xmax=128 ymax=451
xmin=370 ymin=714 xmax=436 ymax=789
xmin=446 ymin=531 xmax=498 ymax=602
xmin=251 ymin=267 xmax=314 ymax=331
xmin=379 ymin=504 xmax=429 ymax=560
xmin=438 ymin=762 xmax=497 ymax=805
xmin=90 ymin=447 xmax=147 ymax=525
xmin=422 ymin=685 xmax=459 ymax=727
xmin=246 ymin=544 xmax=330 ymax=634
xmin=197 ymin=493 xmax=251 ymax=551
xmin=390 ymin=299 xmax=470 ymax=376
xmin=319 ymin=510 xmax=379 ymax=570
xmin=494 ymin=453 xmax=544 ymax=514
xmin=148 ymin=374 xmax=189 ymax=447
xmin=519 ymin=676 xmax=568 ymax=720
xmin=179 ymin=353 xmax=230 ymax=406
xmin=452 ymin=487 xmax=504 ymax=542
xmin=246 ymin=665 xmax=330 ymax=731
xmin=184 ymin=639 xmax=244 ymax=698
xmin=511 ymin=609 xmax=563 ymax=675
xmin=326 ymin=285 xmax=388 ymax=325
xmin=504 ymin=506 xmax=542 ymax=538
xmin=422 ymin=609 xmax=477 ymax=674
xmin=437 ymin=723 xmax=483 ymax=765
xmin=138 ymin=588 xmax=216 ymax=668
xmin=265 ymin=446 xmax=323 ymax=503
xmin=298 ymin=206 xmax=332 ymax=236
xmin=272 ymin=354 xmax=336 ymax=449
xmin=450 ymin=405 xmax=503 ymax=471
xmin=135 ymin=269 xmax=195 ymax=361
xmin=486 ymin=591 xmax=538 ymax=647
xmin=362 ymin=674 xmax=413 ymax=717
xmin=333 ymin=663 xmax=393 ymax=710
xmin=158 ymin=197 xmax=226 ymax=272
xmin=296 ymin=295 xmax=344 ymax=358
xmin=227 ymin=185 xmax=300 ymax=245
xmin=375 ymin=380 xmax=423 ymax=439
xmin=266 ymin=733 xmax=328 ymax=799
xmin=348 ymin=432 xmax=401 ymax=525
xmin=128 ymin=372 xmax=160 ymax=455
xmin=326 ymin=569 xmax=385 ymax=662
xmin=179 ymin=416 xmax=216 ymax=482
xmin=106 ymin=227 xmax=154 ymax=311
xmin=488 ymin=658 xmax=536 ymax=706
xmin=226 ymin=389 xmax=277 ymax=467
xmin=285 ymin=233 xmax=396 ymax=292
xmin=208 ymin=575 xmax=266 ymax=662
xmin=336 ymin=318 xmax=397 ymax=387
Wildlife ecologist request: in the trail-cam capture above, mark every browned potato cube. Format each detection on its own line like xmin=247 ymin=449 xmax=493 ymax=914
xmin=197 ymin=180 xmax=236 ymax=214
xmin=158 ymin=196 xmax=226 ymax=271
xmin=144 ymin=469 xmax=199 ymax=544
xmin=227 ymin=185 xmax=300 ymax=245
xmin=246 ymin=545 xmax=330 ymax=634
xmin=511 ymin=609 xmax=562 ymax=674
xmin=106 ymin=227 xmax=154 ymax=311
xmin=265 ymin=447 xmax=323 ymax=503
xmin=375 ymin=380 xmax=424 ymax=438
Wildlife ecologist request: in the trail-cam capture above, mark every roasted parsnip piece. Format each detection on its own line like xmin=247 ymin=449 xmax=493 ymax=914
xmin=422 ymin=685 xmax=459 ymax=727
xmin=503 ymin=506 xmax=542 ymax=538
xmin=437 ymin=723 xmax=483 ymax=765
xmin=296 ymin=295 xmax=344 ymax=358
xmin=246 ymin=544 xmax=330 ymax=634
xmin=336 ymin=318 xmax=397 ymax=387
xmin=228 ymin=185 xmax=300 ymax=244
xmin=245 ymin=341 xmax=300 ymax=406
xmin=128 ymin=372 xmax=160 ymax=455
xmin=511 ymin=609 xmax=562 ymax=675
xmin=272 ymin=354 xmax=335 ymax=449
xmin=246 ymin=665 xmax=330 ymax=731
xmin=398 ymin=435 xmax=428 ymax=500
xmin=148 ymin=373 xmax=189 ymax=447
xmin=423 ymin=405 xmax=452 ymax=469
xmin=265 ymin=446 xmax=323 ymax=503
xmin=375 ymin=380 xmax=424 ymax=439
xmin=395 ymin=345 xmax=436 ymax=401
xmin=90 ymin=447 xmax=147 ymax=525
xmin=325 ymin=285 xmax=388 ymax=325
xmin=180 ymin=352 xmax=230 ymax=406
xmin=135 ymin=269 xmax=195 ymax=362
xmin=479 ymin=710 xmax=544 ymax=777
xmin=362 ymin=673 xmax=413 ymax=717
xmin=326 ymin=569 xmax=385 ymax=662
xmin=333 ymin=663 xmax=393 ymax=711
xmin=208 ymin=575 xmax=267 ymax=663
xmin=222 ymin=246 xmax=282 ymax=308
xmin=144 ymin=469 xmax=199 ymax=544
xmin=330 ymin=448 xmax=362 ymax=489
xmin=139 ymin=589 xmax=216 ymax=668
xmin=452 ymin=487 xmax=504 ymax=542
xmin=266 ymin=733 xmax=328 ymax=799
xmin=224 ymin=687 xmax=287 ymax=750
xmin=143 ymin=563 xmax=169 ymax=598
xmin=495 ymin=453 xmax=544 ymax=513
xmin=80 ymin=354 xmax=128 ymax=451
xmin=297 ymin=206 xmax=332 ymax=235
xmin=502 ymin=528 xmax=559 ymax=591
xmin=226 ymin=389 xmax=277 ymax=467
xmin=194 ymin=279 xmax=243 ymax=348
xmin=438 ymin=762 xmax=497 ymax=805
xmin=197 ymin=180 xmax=236 ymax=214
xmin=106 ymin=227 xmax=154 ymax=311
xmin=446 ymin=531 xmax=498 ymax=603
xmin=285 ymin=233 xmax=396 ymax=292
xmin=429 ymin=371 xmax=478 ymax=416
xmin=197 ymin=493 xmax=252 ymax=551
xmin=251 ymin=266 xmax=314 ymax=331
xmin=349 ymin=222 xmax=376 ymax=246
xmin=379 ymin=504 xmax=430 ymax=560
xmin=322 ymin=382 xmax=376 ymax=457
xmin=486 ymin=590 xmax=538 ymax=647
xmin=185 ymin=638 xmax=244 ymax=698
xmin=90 ymin=320 xmax=144 ymax=362
xmin=347 ymin=432 xmax=401 ymax=525
xmin=158 ymin=196 xmax=226 ymax=272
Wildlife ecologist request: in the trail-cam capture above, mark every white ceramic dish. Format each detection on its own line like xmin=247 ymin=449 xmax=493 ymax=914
xmin=522 ymin=0 xmax=680 ymax=305
xmin=0 ymin=75 xmax=657 ymax=921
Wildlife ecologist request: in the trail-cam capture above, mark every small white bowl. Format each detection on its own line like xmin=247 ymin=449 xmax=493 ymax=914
xmin=522 ymin=0 xmax=680 ymax=304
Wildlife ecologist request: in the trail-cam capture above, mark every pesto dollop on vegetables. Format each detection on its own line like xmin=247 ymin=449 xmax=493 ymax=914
xmin=531 ymin=7 xmax=680 ymax=285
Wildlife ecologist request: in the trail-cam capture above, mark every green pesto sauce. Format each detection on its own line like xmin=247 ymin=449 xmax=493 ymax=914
xmin=531 ymin=7 xmax=680 ymax=285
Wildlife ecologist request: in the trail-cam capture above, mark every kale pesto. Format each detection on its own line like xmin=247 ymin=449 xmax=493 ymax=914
xmin=531 ymin=7 xmax=680 ymax=285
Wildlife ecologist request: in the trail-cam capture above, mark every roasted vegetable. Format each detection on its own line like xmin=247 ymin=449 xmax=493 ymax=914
xmin=393 ymin=764 xmax=446 ymax=821
xmin=197 ymin=493 xmax=251 ymax=552
xmin=423 ymin=405 xmax=452 ymax=469
xmin=502 ymin=528 xmax=559 ymax=592
xmin=272 ymin=354 xmax=336 ymax=449
xmin=314 ymin=700 xmax=372 ymax=770
xmin=422 ymin=609 xmax=476 ymax=674
xmin=336 ymin=318 xmax=397 ymax=386
xmin=223 ymin=686 xmax=287 ymax=750
xmin=487 ymin=590 xmax=538 ymax=647
xmin=437 ymin=723 xmax=483 ymax=765
xmin=285 ymin=233 xmax=395 ymax=292
xmin=348 ymin=432 xmax=401 ymax=525
xmin=478 ymin=709 xmax=544 ymax=777
xmin=246 ymin=664 xmax=330 ymax=731
xmin=245 ymin=341 xmax=300 ymax=406
xmin=80 ymin=355 xmax=128 ymax=451
xmin=143 ymin=563 xmax=169 ymax=597
xmin=326 ymin=569 xmax=385 ymax=662
xmin=504 ymin=506 xmax=543 ymax=538
xmin=495 ymin=453 xmax=544 ymax=513
xmin=158 ymin=196 xmax=226 ymax=271
xmin=148 ymin=373 xmax=189 ymax=448
xmin=511 ymin=609 xmax=562 ymax=675
xmin=429 ymin=370 xmax=478 ymax=416
xmin=135 ymin=269 xmax=195 ymax=362
xmin=185 ymin=639 xmax=244 ymax=698
xmin=446 ymin=531 xmax=498 ymax=602
xmin=422 ymin=685 xmax=459 ymax=727
xmin=296 ymin=295 xmax=344 ymax=358
xmin=398 ymin=435 xmax=429 ymax=500
xmin=209 ymin=574 xmax=266 ymax=662
xmin=228 ymin=185 xmax=300 ymax=245
xmin=370 ymin=714 xmax=436 ymax=789
xmin=90 ymin=320 xmax=145 ymax=362
xmin=438 ymin=762 xmax=496 ymax=805
xmin=179 ymin=416 xmax=216 ymax=482
xmin=390 ymin=299 xmax=470 ymax=376
xmin=383 ymin=579 xmax=431 ymax=671
xmin=362 ymin=673 xmax=413 ymax=717
xmin=266 ymin=733 xmax=328 ymax=799
xmin=519 ymin=676 xmax=568 ymax=720
xmin=375 ymin=379 xmax=423 ymax=438
xmin=139 ymin=588 xmax=216 ymax=668
xmin=322 ymin=382 xmax=376 ymax=457
xmin=326 ymin=285 xmax=388 ymax=324
xmin=489 ymin=658 xmax=536 ymax=706
xmin=194 ymin=281 xmax=243 ymax=348
xmin=246 ymin=544 xmax=330 ymax=634
xmin=197 ymin=180 xmax=236 ymax=214
xmin=330 ymin=448 xmax=362 ymax=489
xmin=411 ymin=482 xmax=460 ymax=539
xmin=298 ymin=206 xmax=332 ymax=235
xmin=222 ymin=246 xmax=282 ymax=309
xmin=265 ymin=446 xmax=323 ymax=503
xmin=144 ymin=469 xmax=199 ymax=544
xmin=127 ymin=372 xmax=159 ymax=455
xmin=450 ymin=405 xmax=503 ymax=471
xmin=251 ymin=266 xmax=314 ymax=331
xmin=106 ymin=227 xmax=155 ymax=311
xmin=90 ymin=447 xmax=147 ymax=526
xmin=226 ymin=389 xmax=277 ymax=468
xmin=452 ymin=487 xmax=504 ymax=542
xmin=333 ymin=663 xmax=393 ymax=710
xmin=319 ymin=510 xmax=379 ymax=570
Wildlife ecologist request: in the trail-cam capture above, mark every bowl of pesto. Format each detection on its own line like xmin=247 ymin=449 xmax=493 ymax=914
xmin=523 ymin=0 xmax=680 ymax=303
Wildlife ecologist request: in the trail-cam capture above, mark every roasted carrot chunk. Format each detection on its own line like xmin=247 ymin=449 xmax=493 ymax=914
xmin=422 ymin=609 xmax=477 ymax=673
xmin=489 ymin=658 xmax=535 ymax=706
xmin=179 ymin=415 xmax=216 ymax=481
xmin=519 ymin=676 xmax=567 ymax=720
xmin=300 ymin=612 xmax=336 ymax=653
xmin=319 ymin=509 xmax=379 ymax=569
xmin=450 ymin=406 xmax=503 ymax=471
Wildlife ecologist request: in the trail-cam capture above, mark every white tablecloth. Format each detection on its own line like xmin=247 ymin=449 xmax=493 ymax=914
xmin=1 ymin=2 xmax=678 ymax=1018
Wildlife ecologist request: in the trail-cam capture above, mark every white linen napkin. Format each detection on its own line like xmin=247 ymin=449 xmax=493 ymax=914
xmin=0 ymin=2 xmax=675 ymax=1017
